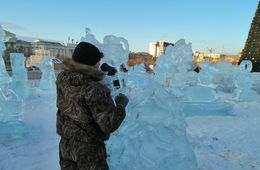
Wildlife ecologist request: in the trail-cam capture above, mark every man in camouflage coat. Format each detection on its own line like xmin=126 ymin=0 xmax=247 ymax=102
xmin=56 ymin=42 xmax=128 ymax=170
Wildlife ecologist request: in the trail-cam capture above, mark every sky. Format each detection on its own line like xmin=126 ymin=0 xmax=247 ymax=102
xmin=0 ymin=0 xmax=259 ymax=55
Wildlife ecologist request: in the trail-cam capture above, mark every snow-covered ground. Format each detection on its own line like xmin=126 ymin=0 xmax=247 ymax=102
xmin=186 ymin=102 xmax=260 ymax=170
xmin=0 ymin=83 xmax=260 ymax=170
xmin=0 ymin=89 xmax=59 ymax=170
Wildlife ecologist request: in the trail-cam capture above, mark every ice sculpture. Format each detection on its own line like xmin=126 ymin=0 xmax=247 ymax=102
xmin=10 ymin=53 xmax=28 ymax=99
xmin=198 ymin=59 xmax=259 ymax=104
xmin=0 ymin=27 xmax=27 ymax=140
xmin=81 ymin=28 xmax=103 ymax=50
xmin=233 ymin=60 xmax=260 ymax=101
xmin=198 ymin=62 xmax=219 ymax=85
xmin=153 ymin=39 xmax=203 ymax=97
xmin=0 ymin=25 xmax=11 ymax=93
xmin=108 ymin=64 xmax=198 ymax=170
xmin=233 ymin=70 xmax=259 ymax=102
xmin=154 ymin=39 xmax=197 ymax=97
xmin=39 ymin=57 xmax=56 ymax=90
xmin=81 ymin=28 xmax=129 ymax=68
xmin=0 ymin=25 xmax=10 ymax=122
xmin=240 ymin=60 xmax=253 ymax=72
xmin=102 ymin=35 xmax=129 ymax=67
xmin=197 ymin=61 xmax=238 ymax=93
xmin=154 ymin=39 xmax=234 ymax=116
xmin=213 ymin=62 xmax=237 ymax=93
xmin=81 ymin=28 xmax=129 ymax=94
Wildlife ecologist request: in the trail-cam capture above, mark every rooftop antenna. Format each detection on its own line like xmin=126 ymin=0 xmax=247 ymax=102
xmin=207 ymin=47 xmax=216 ymax=57
xmin=221 ymin=46 xmax=224 ymax=54
xmin=68 ymin=36 xmax=70 ymax=43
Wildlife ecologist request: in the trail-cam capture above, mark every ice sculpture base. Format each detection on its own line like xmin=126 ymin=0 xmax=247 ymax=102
xmin=182 ymin=101 xmax=234 ymax=116
xmin=0 ymin=121 xmax=28 ymax=142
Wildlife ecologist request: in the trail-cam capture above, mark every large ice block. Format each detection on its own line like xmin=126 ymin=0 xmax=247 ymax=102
xmin=182 ymin=101 xmax=234 ymax=116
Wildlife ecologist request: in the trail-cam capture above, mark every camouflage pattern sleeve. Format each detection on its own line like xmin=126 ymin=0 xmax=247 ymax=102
xmin=85 ymin=86 xmax=126 ymax=135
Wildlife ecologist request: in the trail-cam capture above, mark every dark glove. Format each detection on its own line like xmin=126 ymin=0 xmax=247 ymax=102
xmin=101 ymin=63 xmax=117 ymax=76
xmin=115 ymin=93 xmax=129 ymax=108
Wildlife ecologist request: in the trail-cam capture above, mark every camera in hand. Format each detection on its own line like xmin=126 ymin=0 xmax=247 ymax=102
xmin=113 ymin=79 xmax=120 ymax=89
xmin=101 ymin=63 xmax=121 ymax=89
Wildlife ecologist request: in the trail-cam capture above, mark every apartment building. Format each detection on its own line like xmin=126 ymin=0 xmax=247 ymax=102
xmin=149 ymin=41 xmax=174 ymax=58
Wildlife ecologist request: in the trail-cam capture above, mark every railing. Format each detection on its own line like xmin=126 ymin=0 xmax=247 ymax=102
xmin=7 ymin=70 xmax=62 ymax=80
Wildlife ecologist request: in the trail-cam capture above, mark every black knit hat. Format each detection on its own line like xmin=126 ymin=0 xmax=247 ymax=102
xmin=72 ymin=42 xmax=103 ymax=66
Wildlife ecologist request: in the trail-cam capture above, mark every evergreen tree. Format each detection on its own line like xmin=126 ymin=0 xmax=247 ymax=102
xmin=240 ymin=1 xmax=260 ymax=72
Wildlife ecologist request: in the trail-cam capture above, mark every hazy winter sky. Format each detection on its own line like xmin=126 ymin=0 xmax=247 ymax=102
xmin=0 ymin=0 xmax=258 ymax=54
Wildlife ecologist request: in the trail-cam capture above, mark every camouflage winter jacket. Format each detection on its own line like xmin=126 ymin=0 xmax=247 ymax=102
xmin=56 ymin=58 xmax=126 ymax=143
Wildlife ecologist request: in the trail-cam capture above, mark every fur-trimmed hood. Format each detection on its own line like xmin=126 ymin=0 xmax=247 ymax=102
xmin=62 ymin=58 xmax=105 ymax=81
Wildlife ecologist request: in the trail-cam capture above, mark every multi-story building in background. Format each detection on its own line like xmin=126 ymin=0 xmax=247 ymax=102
xmin=149 ymin=41 xmax=174 ymax=58
xmin=193 ymin=51 xmax=240 ymax=65
xmin=28 ymin=40 xmax=76 ymax=67
xmin=3 ymin=29 xmax=77 ymax=68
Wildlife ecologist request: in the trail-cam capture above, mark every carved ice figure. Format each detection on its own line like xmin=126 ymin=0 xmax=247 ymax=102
xmin=81 ymin=28 xmax=129 ymax=68
xmin=10 ymin=53 xmax=28 ymax=99
xmin=213 ymin=62 xmax=237 ymax=93
xmin=0 ymin=27 xmax=27 ymax=139
xmin=154 ymin=39 xmax=197 ymax=96
xmin=81 ymin=28 xmax=129 ymax=94
xmin=233 ymin=70 xmax=259 ymax=102
xmin=39 ymin=57 xmax=56 ymax=90
xmin=102 ymin=35 xmax=129 ymax=67
xmin=108 ymin=64 xmax=198 ymax=170
xmin=240 ymin=60 xmax=253 ymax=72
xmin=154 ymin=39 xmax=234 ymax=116
xmin=198 ymin=62 xmax=219 ymax=85
xmin=81 ymin=28 xmax=103 ymax=50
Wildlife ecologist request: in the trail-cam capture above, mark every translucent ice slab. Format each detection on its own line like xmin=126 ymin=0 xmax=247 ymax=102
xmin=182 ymin=101 xmax=234 ymax=116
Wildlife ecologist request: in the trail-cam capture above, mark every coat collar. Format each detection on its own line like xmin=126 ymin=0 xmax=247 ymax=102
xmin=62 ymin=58 xmax=105 ymax=81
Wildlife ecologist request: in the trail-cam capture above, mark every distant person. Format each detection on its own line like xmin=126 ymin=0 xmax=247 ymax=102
xmin=120 ymin=63 xmax=128 ymax=73
xmin=56 ymin=42 xmax=128 ymax=170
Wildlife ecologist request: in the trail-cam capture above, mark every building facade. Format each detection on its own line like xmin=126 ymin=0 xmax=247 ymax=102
xmin=3 ymin=30 xmax=77 ymax=68
xmin=149 ymin=41 xmax=174 ymax=58
xmin=193 ymin=51 xmax=240 ymax=64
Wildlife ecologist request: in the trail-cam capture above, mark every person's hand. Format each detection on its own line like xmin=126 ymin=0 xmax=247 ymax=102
xmin=100 ymin=63 xmax=117 ymax=76
xmin=115 ymin=93 xmax=129 ymax=108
